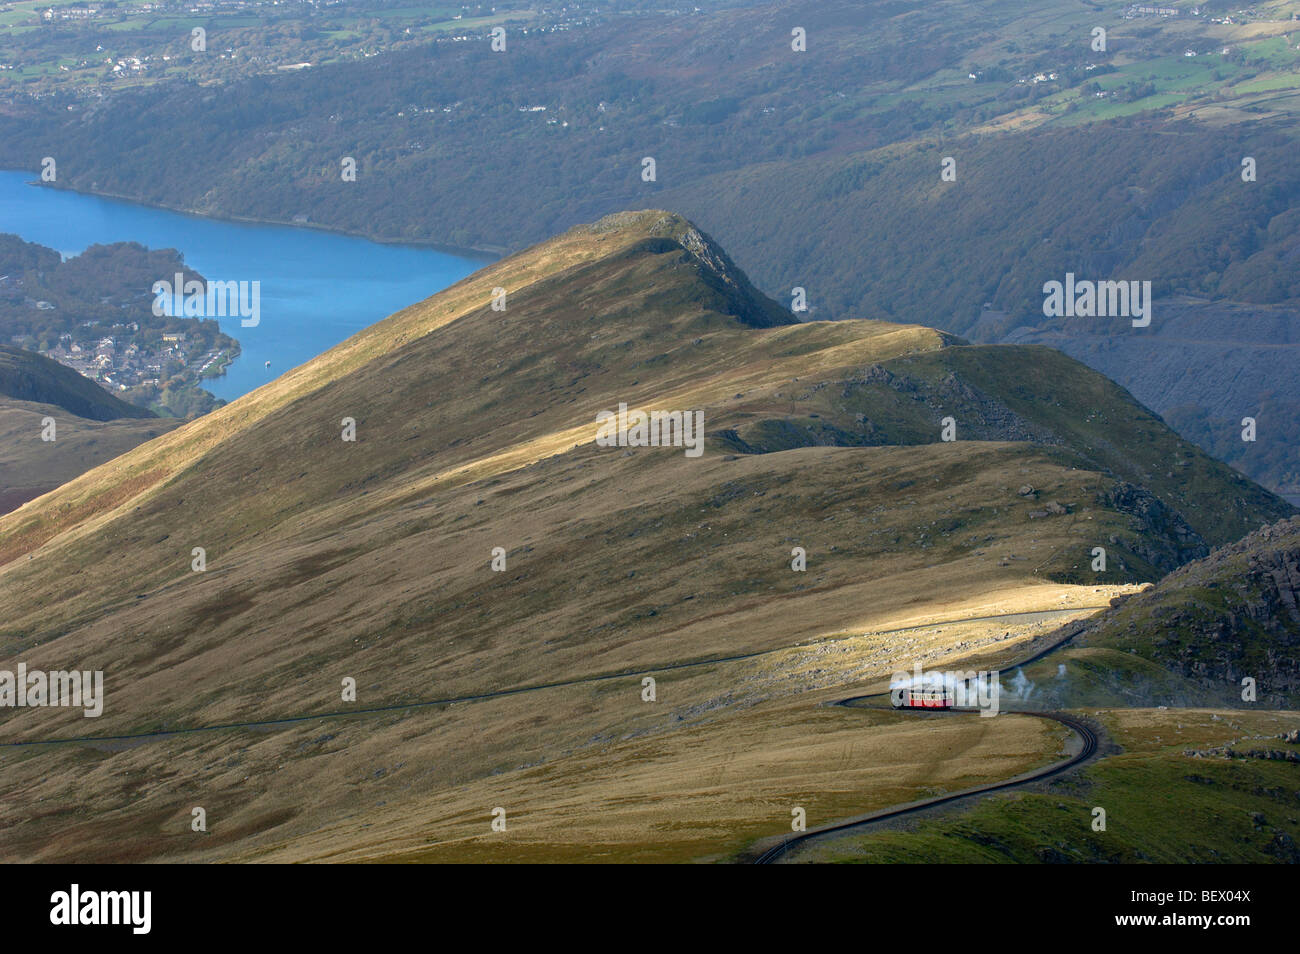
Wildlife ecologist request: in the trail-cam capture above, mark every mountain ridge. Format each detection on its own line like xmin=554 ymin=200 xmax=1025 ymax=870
xmin=0 ymin=210 xmax=1292 ymax=863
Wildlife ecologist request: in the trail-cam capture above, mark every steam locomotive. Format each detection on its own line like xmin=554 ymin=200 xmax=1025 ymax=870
xmin=892 ymin=683 xmax=956 ymax=709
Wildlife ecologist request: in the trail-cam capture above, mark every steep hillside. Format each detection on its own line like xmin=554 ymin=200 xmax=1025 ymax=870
xmin=0 ymin=344 xmax=153 ymax=422
xmin=0 ymin=345 xmax=176 ymax=514
xmin=1067 ymin=516 xmax=1300 ymax=706
xmin=664 ymin=124 xmax=1300 ymax=332
xmin=0 ymin=211 xmax=1290 ymax=863
xmin=714 ymin=342 xmax=1288 ymax=568
xmin=1004 ymin=298 xmax=1300 ymax=504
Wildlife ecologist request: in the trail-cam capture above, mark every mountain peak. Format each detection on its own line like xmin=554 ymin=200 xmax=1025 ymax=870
xmin=569 ymin=209 xmax=794 ymax=329
xmin=1 ymin=212 xmax=1296 ymax=863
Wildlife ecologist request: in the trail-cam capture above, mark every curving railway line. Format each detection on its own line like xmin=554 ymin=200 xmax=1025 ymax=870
xmin=1 ymin=600 xmax=1105 ymax=866
xmin=753 ymin=702 xmax=1099 ymax=864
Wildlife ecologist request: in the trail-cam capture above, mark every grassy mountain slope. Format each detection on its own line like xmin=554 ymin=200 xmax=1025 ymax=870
xmin=0 ymin=399 xmax=175 ymax=516
xmin=950 ymin=516 xmax=1300 ymax=715
xmin=790 ymin=708 xmax=1300 ymax=864
xmin=0 ymin=345 xmax=175 ymax=514
xmin=0 ymin=344 xmax=153 ymax=421
xmin=0 ymin=211 xmax=1290 ymax=862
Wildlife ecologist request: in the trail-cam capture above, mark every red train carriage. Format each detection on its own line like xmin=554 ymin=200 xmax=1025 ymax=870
xmin=893 ymin=684 xmax=956 ymax=709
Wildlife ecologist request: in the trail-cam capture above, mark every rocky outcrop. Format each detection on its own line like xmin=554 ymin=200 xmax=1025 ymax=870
xmin=1099 ymin=481 xmax=1210 ymax=572
xmin=580 ymin=210 xmax=795 ymax=329
xmin=1065 ymin=516 xmax=1300 ymax=704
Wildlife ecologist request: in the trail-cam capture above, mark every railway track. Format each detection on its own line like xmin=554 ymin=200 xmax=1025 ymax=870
xmin=0 ymin=608 xmax=1099 ymax=749
xmin=1 ymin=590 xmax=1107 ymax=866
xmin=752 ymin=617 xmax=1101 ymax=863
xmin=753 ymin=705 xmax=1099 ymax=864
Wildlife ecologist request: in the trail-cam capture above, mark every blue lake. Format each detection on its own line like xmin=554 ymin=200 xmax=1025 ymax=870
xmin=0 ymin=169 xmax=487 ymax=402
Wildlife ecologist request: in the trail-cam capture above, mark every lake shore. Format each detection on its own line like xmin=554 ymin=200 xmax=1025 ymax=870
xmin=13 ymin=173 xmax=505 ymax=264
xmin=0 ymin=169 xmax=484 ymax=403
